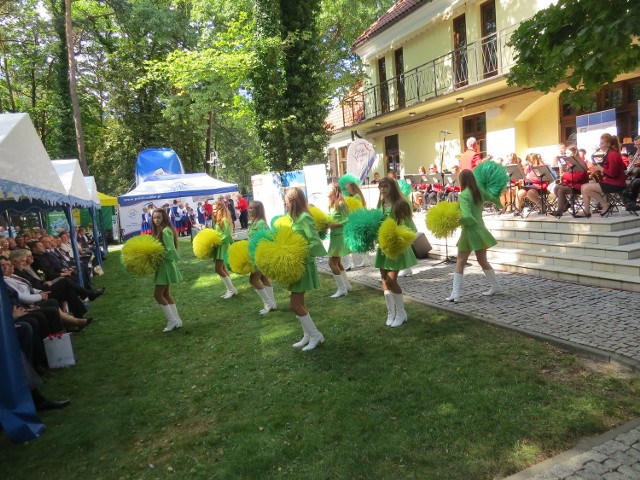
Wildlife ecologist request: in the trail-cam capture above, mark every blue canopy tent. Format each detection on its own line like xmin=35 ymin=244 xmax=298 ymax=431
xmin=135 ymin=148 xmax=184 ymax=186
xmin=0 ymin=113 xmax=72 ymax=442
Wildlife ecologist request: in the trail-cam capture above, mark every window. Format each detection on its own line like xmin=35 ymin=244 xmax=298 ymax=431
xmin=327 ymin=148 xmax=338 ymax=178
xmin=338 ymin=146 xmax=348 ymax=176
xmin=603 ymin=86 xmax=623 ymax=108
xmin=453 ymin=14 xmax=467 ymax=87
xmin=480 ymin=1 xmax=497 ymax=78
xmin=385 ymin=135 xmax=400 ymax=175
xmin=378 ymin=57 xmax=389 ymax=115
xmin=462 ymin=113 xmax=487 ymax=155
xmin=395 ymin=48 xmax=405 ymax=109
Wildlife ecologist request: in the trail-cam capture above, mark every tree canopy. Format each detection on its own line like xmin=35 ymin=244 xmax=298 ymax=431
xmin=507 ymin=0 xmax=640 ymax=107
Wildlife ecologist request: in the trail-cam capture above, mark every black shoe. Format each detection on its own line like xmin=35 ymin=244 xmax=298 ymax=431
xmin=574 ymin=213 xmax=592 ymax=218
xmin=88 ymin=287 xmax=105 ymax=300
xmin=600 ymin=205 xmax=613 ymax=217
xmin=77 ymin=317 xmax=93 ymax=331
xmin=551 ymin=210 xmax=563 ymax=218
xmin=36 ymin=398 xmax=71 ymax=411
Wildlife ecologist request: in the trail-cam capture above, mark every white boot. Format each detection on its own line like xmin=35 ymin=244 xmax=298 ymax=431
xmin=255 ymin=288 xmax=274 ymax=314
xmin=221 ymin=276 xmax=237 ymax=299
xmin=482 ymin=269 xmax=505 ymax=296
xmin=390 ymin=293 xmax=407 ymax=327
xmin=340 ymin=270 xmax=352 ymax=291
xmin=161 ymin=304 xmax=179 ymax=332
xmin=168 ymin=303 xmax=182 ymax=327
xmin=264 ymin=285 xmax=277 ymax=310
xmin=330 ymin=274 xmax=348 ymax=298
xmin=343 ymin=254 xmax=354 ymax=271
xmin=292 ymin=322 xmax=310 ymax=348
xmin=384 ymin=290 xmax=395 ymax=326
xmin=399 ymin=268 xmax=413 ymax=277
xmin=446 ymin=273 xmax=463 ymax=302
xmin=298 ymin=314 xmax=324 ymax=351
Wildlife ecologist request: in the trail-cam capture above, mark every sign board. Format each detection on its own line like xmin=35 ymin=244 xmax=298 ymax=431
xmin=347 ymin=139 xmax=376 ymax=183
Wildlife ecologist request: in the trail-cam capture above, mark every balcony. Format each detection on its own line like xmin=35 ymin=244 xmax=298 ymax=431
xmin=339 ymin=20 xmax=521 ymax=126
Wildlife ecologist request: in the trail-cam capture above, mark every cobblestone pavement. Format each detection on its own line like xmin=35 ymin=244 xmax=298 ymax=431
xmin=318 ymin=256 xmax=640 ymax=479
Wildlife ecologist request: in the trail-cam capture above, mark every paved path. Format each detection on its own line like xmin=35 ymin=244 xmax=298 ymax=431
xmin=319 ymin=256 xmax=640 ymax=479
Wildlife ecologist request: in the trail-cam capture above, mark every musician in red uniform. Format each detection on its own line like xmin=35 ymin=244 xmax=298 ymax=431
xmin=552 ymin=146 xmax=589 ymax=217
xmin=580 ymin=133 xmax=627 ymax=217
xmin=515 ymin=153 xmax=548 ymax=212
xmin=622 ymin=136 xmax=640 ymax=210
xmin=459 ymin=137 xmax=481 ymax=172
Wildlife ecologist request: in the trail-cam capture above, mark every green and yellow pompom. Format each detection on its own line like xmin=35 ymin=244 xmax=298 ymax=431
xmin=192 ymin=228 xmax=222 ymax=259
xmin=397 ymin=179 xmax=413 ymax=202
xmin=309 ymin=206 xmax=329 ymax=238
xmin=249 ymin=229 xmax=273 ymax=266
xmin=271 ymin=214 xmax=293 ymax=229
xmin=378 ymin=217 xmax=417 ymax=260
xmin=227 ymin=240 xmax=253 ymax=275
xmin=344 ymin=196 xmax=363 ymax=212
xmin=344 ymin=208 xmax=384 ymax=253
xmin=121 ymin=234 xmax=165 ymax=275
xmin=426 ymin=201 xmax=461 ymax=239
xmin=255 ymin=226 xmax=308 ymax=286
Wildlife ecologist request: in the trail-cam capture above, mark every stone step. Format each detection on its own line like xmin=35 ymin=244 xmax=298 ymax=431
xmin=483 ymin=214 xmax=640 ymax=233
xmin=490 ymin=226 xmax=640 ymax=246
xmin=493 ymin=236 xmax=640 ymax=261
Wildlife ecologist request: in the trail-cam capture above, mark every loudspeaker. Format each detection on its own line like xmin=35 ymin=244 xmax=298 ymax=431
xmin=412 ymin=232 xmax=432 ymax=259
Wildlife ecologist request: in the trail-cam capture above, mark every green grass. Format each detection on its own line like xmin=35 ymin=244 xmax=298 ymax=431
xmin=1 ymin=238 xmax=639 ymax=479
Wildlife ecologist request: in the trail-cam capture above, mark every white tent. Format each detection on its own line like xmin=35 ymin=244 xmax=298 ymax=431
xmin=83 ymin=176 xmax=101 ymax=208
xmin=117 ymin=173 xmax=238 ymax=239
xmin=0 ymin=113 xmax=68 ymax=205
xmin=51 ymin=159 xmax=93 ymax=208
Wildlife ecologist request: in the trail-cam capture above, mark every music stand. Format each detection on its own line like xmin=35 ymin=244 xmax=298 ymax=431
xmin=558 ymin=155 xmax=588 ymax=218
xmin=531 ymin=165 xmax=557 ymax=214
xmin=503 ymin=165 xmax=524 ymax=215
xmin=427 ymin=174 xmax=444 ymax=202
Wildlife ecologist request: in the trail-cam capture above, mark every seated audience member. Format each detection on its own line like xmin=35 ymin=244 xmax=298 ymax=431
xmin=516 ymin=153 xmax=548 ymax=212
xmin=371 ymin=172 xmax=381 ymax=184
xmin=2 ymin=257 xmax=92 ymax=331
xmin=32 ymin=237 xmax=94 ymax=289
xmin=0 ymin=238 xmax=9 ymax=258
xmin=13 ymin=304 xmax=49 ymax=374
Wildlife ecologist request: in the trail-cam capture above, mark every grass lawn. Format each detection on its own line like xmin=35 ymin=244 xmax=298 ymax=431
xmin=1 ymin=238 xmax=639 ymax=479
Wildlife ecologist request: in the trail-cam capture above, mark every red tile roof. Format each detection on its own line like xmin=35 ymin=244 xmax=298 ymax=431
xmin=353 ymin=0 xmax=428 ymax=49
xmin=325 ymin=81 xmax=364 ymax=132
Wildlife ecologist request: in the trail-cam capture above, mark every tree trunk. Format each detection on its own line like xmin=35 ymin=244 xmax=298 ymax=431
xmin=65 ymin=0 xmax=87 ymax=174
xmin=204 ymin=110 xmax=213 ymax=175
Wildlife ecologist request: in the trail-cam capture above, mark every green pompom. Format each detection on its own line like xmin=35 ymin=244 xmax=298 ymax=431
xmin=378 ymin=217 xmax=416 ymax=260
xmin=473 ymin=162 xmax=509 ymax=199
xmin=343 ymin=208 xmax=384 ymax=253
xmin=338 ymin=174 xmax=360 ymax=195
xmin=426 ymin=201 xmax=461 ymax=239
xmin=397 ymin=179 xmax=413 ymax=201
xmin=255 ymin=227 xmax=309 ymax=286
xmin=192 ymin=228 xmax=222 ymax=259
xmin=121 ymin=235 xmax=165 ymax=276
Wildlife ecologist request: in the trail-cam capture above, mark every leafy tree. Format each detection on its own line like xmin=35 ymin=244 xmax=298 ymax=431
xmin=507 ymin=0 xmax=640 ymax=107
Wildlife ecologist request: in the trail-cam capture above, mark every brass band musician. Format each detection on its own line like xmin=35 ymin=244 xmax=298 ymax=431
xmin=622 ymin=136 xmax=640 ymax=210
xmin=552 ymin=146 xmax=589 ymax=217
xmin=579 ymin=133 xmax=627 ymax=218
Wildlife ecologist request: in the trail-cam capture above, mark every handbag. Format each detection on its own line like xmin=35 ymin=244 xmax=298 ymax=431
xmin=43 ymin=332 xmax=76 ymax=369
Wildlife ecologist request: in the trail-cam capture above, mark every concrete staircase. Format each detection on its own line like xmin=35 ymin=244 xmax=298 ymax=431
xmin=415 ymin=211 xmax=640 ymax=292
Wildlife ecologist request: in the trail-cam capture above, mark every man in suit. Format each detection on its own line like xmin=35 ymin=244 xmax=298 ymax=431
xmin=459 ymin=137 xmax=482 ymax=172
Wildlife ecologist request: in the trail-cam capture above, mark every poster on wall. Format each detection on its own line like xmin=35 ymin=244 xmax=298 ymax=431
xmin=347 ymin=138 xmax=376 ymax=183
xmin=303 ymin=164 xmax=329 ymax=212
xmin=576 ymin=108 xmax=617 ymax=156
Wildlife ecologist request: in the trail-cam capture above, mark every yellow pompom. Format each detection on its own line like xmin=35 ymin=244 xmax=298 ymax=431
xmin=227 ymin=240 xmax=253 ymax=275
xmin=255 ymin=226 xmax=308 ymax=285
xmin=192 ymin=228 xmax=222 ymax=259
xmin=378 ymin=217 xmax=417 ymax=260
xmin=121 ymin=235 xmax=165 ymax=275
xmin=308 ymin=206 xmax=329 ymax=235
xmin=344 ymin=196 xmax=363 ymax=212
xmin=273 ymin=215 xmax=293 ymax=228
xmin=426 ymin=201 xmax=461 ymax=239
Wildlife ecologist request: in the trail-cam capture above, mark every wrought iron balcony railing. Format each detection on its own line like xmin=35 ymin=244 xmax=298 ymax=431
xmin=339 ymin=20 xmax=521 ymax=126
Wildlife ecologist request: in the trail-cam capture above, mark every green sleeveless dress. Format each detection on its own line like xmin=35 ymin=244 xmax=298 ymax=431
xmin=213 ymin=219 xmax=233 ymax=261
xmin=373 ymin=207 xmax=418 ymax=271
xmin=456 ymin=189 xmax=497 ymax=252
xmin=327 ymin=208 xmax=350 ymax=257
xmin=289 ymin=212 xmax=328 ymax=293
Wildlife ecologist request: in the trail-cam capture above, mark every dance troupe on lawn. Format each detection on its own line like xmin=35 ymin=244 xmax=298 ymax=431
xmin=121 ymin=162 xmax=509 ymax=351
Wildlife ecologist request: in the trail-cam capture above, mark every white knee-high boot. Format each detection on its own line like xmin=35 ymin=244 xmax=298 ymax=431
xmin=161 ymin=304 xmax=179 ymax=332
xmin=298 ymin=314 xmax=324 ymax=351
xmin=292 ymin=321 xmax=310 ymax=348
xmin=340 ymin=270 xmax=352 ymax=291
xmin=384 ymin=290 xmax=395 ymax=326
xmin=255 ymin=288 xmax=274 ymax=314
xmin=390 ymin=293 xmax=407 ymax=327
xmin=264 ymin=285 xmax=277 ymax=310
xmin=330 ymin=274 xmax=348 ymax=298
xmin=482 ymin=269 xmax=505 ymax=296
xmin=221 ymin=276 xmax=237 ymax=299
xmin=446 ymin=273 xmax=463 ymax=302
xmin=168 ymin=303 xmax=182 ymax=327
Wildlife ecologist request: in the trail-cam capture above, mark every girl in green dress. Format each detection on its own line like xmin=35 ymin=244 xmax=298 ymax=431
xmin=327 ymin=184 xmax=351 ymax=298
xmin=374 ymin=178 xmax=417 ymax=327
xmin=445 ymin=170 xmax=503 ymax=303
xmin=213 ymin=197 xmax=237 ymax=299
xmin=285 ymin=187 xmax=328 ymax=351
xmin=248 ymin=201 xmax=277 ymax=314
xmin=152 ymin=208 xmax=184 ymax=332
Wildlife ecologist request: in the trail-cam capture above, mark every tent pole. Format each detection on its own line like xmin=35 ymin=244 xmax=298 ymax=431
xmin=89 ymin=207 xmax=102 ymax=266
xmin=64 ymin=206 xmax=85 ymax=288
